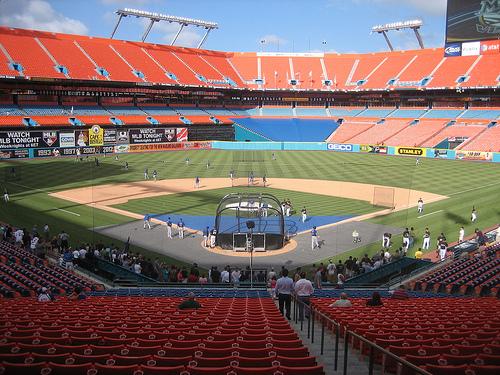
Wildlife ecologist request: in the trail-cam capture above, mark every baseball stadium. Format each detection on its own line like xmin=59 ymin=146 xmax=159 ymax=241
xmin=0 ymin=0 xmax=499 ymax=374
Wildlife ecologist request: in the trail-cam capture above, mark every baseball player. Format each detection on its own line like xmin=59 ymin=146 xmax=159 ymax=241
xmin=402 ymin=230 xmax=410 ymax=255
xmin=206 ymin=160 xmax=210 ymax=169
xmin=458 ymin=226 xmax=465 ymax=243
xmin=422 ymin=228 xmax=431 ymax=250
xmin=301 ymin=207 xmax=307 ymax=223
xmin=210 ymin=229 xmax=217 ymax=248
xmin=178 ymin=219 xmax=185 ymax=239
xmin=415 ymin=157 xmax=420 ymax=166
xmin=166 ymin=218 xmax=173 ymax=239
xmin=471 ymin=207 xmax=477 ymax=222
xmin=152 ymin=170 xmax=158 ymax=181
xmin=125 ymin=162 xmax=129 ymax=170
xmin=143 ymin=214 xmax=151 ymax=230
xmin=203 ymin=226 xmax=210 ymax=247
xmin=352 ymin=230 xmax=360 ymax=243
xmin=272 ymin=152 xmax=276 ymax=161
xmin=144 ymin=168 xmax=149 ymax=180
xmin=3 ymin=189 xmax=9 ymax=203
xmin=185 ymin=157 xmax=190 ymax=165
xmin=285 ymin=199 xmax=292 ymax=217
xmin=417 ymin=198 xmax=424 ymax=213
xmin=195 ymin=176 xmax=200 ymax=189
xmin=311 ymin=226 xmax=320 ymax=250
xmin=262 ymin=175 xmax=267 ymax=187
xmin=229 ymin=170 xmax=234 ymax=186
xmin=438 ymin=241 xmax=447 ymax=261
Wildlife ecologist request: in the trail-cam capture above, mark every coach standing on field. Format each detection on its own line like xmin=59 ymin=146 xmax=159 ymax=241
xmin=275 ymin=269 xmax=293 ymax=320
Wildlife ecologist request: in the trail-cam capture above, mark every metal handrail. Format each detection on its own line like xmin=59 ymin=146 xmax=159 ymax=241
xmin=291 ymin=295 xmax=432 ymax=375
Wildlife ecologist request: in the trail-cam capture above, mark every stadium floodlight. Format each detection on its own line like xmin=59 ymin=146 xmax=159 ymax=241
xmin=110 ymin=8 xmax=218 ymax=48
xmin=371 ymin=19 xmax=425 ymax=51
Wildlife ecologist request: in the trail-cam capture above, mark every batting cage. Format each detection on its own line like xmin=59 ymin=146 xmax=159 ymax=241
xmin=215 ymin=193 xmax=285 ymax=251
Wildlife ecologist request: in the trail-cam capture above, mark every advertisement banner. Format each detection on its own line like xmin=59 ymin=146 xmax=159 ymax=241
xmin=103 ymin=129 xmax=117 ymax=145
xmin=114 ymin=144 xmax=130 ymax=153
xmin=0 ymin=130 xmax=59 ymax=149
xmin=129 ymin=128 xmax=176 ymax=144
xmin=456 ymin=150 xmax=492 ymax=161
xmin=88 ymin=125 xmax=104 ymax=147
xmin=176 ymin=128 xmax=188 ymax=142
xmin=75 ymin=129 xmax=89 ymax=147
xmin=116 ymin=130 xmax=129 ymax=144
xmin=360 ymin=145 xmax=388 ymax=154
xmin=480 ymin=39 xmax=500 ymax=55
xmin=34 ymin=145 xmax=114 ymax=158
xmin=327 ymin=143 xmax=354 ymax=152
xmin=428 ymin=149 xmax=451 ymax=159
xmin=395 ymin=146 xmax=425 ymax=157
xmin=59 ymin=132 xmax=75 ymax=148
xmin=0 ymin=149 xmax=30 ymax=159
xmin=444 ymin=42 xmax=462 ymax=57
xmin=461 ymin=41 xmax=481 ymax=56
xmin=128 ymin=142 xmax=212 ymax=153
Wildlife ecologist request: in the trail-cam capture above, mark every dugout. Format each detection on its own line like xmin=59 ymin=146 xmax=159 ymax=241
xmin=215 ymin=193 xmax=285 ymax=251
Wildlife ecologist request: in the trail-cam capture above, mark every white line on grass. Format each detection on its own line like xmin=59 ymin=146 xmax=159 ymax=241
xmin=449 ymin=180 xmax=500 ymax=196
xmin=417 ymin=210 xmax=443 ymax=219
xmin=56 ymin=208 xmax=81 ymax=217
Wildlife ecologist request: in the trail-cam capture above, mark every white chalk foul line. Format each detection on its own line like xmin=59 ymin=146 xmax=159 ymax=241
xmin=417 ymin=210 xmax=443 ymax=219
xmin=56 ymin=208 xmax=81 ymax=217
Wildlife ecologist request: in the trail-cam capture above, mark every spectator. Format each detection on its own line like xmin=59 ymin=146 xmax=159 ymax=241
xmin=178 ymin=292 xmax=201 ymax=309
xmin=275 ymin=269 xmax=293 ymax=320
xmin=329 ymin=292 xmax=352 ymax=307
xmin=199 ymin=274 xmax=208 ymax=284
xmin=68 ymin=287 xmax=87 ymax=301
xmin=366 ymin=291 xmax=383 ymax=306
xmin=221 ymin=267 xmax=230 ymax=283
xmin=294 ymin=271 xmax=314 ymax=321
xmin=211 ymin=266 xmax=221 ymax=283
xmin=38 ymin=287 xmax=52 ymax=302
xmin=231 ymin=268 xmax=241 ymax=285
xmin=415 ymin=248 xmax=423 ymax=259
xmin=270 ymin=276 xmax=277 ymax=299
xmin=391 ymin=285 xmax=409 ymax=300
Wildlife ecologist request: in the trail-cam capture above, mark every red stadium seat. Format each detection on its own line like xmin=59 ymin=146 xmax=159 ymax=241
xmin=277 ymin=365 xmax=324 ymax=375
xmin=184 ymin=366 xmax=232 ymax=375
xmin=0 ymin=361 xmax=50 ymax=375
xmin=47 ymin=362 xmax=94 ymax=375
xmin=423 ymin=364 xmax=468 ymax=375
xmin=92 ymin=363 xmax=138 ymax=375
xmin=135 ymin=365 xmax=184 ymax=375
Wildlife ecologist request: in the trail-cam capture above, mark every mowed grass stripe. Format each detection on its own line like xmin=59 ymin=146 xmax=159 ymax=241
xmin=112 ymin=186 xmax=380 ymax=218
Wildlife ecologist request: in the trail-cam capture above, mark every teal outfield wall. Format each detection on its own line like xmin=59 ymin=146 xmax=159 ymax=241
xmin=211 ymin=141 xmax=500 ymax=163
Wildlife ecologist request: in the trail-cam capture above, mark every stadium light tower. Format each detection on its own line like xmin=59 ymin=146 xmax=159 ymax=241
xmin=110 ymin=8 xmax=218 ymax=48
xmin=371 ymin=19 xmax=424 ymax=51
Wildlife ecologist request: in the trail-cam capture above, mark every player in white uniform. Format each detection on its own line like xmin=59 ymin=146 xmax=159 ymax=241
xmin=166 ymin=218 xmax=173 ymax=239
xmin=458 ymin=226 xmax=465 ymax=243
xmin=178 ymin=219 xmax=185 ymax=239
xmin=471 ymin=207 xmax=477 ymax=222
xmin=311 ymin=226 xmax=320 ymax=250
xmin=301 ymin=207 xmax=307 ymax=223
xmin=422 ymin=228 xmax=431 ymax=250
xmin=438 ymin=242 xmax=447 ymax=261
xmin=417 ymin=198 xmax=424 ymax=213
xmin=3 ymin=189 xmax=9 ymax=203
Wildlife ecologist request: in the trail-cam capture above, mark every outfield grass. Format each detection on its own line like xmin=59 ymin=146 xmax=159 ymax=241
xmin=1 ymin=150 xmax=499 ymax=267
xmin=113 ymin=186 xmax=380 ymax=217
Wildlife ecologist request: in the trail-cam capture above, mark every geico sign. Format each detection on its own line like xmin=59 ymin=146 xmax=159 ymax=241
xmin=397 ymin=147 xmax=423 ymax=156
xmin=328 ymin=144 xmax=353 ymax=151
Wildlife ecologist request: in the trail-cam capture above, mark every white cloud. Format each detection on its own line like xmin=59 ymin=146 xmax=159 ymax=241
xmin=327 ymin=0 xmax=447 ymax=16
xmin=258 ymin=34 xmax=288 ymax=46
xmin=0 ymin=0 xmax=88 ymax=34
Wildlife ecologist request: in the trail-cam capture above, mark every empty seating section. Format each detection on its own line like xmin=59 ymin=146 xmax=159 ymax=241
xmin=388 ymin=108 xmax=427 ymax=118
xmin=461 ymin=109 xmax=500 ymax=120
xmin=0 ymin=33 xmax=65 ymax=79
xmin=349 ymin=54 xmax=387 ymax=86
xmin=0 ymin=106 xmax=25 ymax=116
xmin=103 ymin=107 xmax=146 ymax=116
xmin=422 ymin=108 xmax=464 ymax=119
xmin=76 ymin=39 xmax=142 ymax=82
xmin=38 ymin=36 xmax=105 ymax=81
xmin=295 ymin=107 xmax=328 ymax=117
xmin=323 ymin=56 xmax=356 ymax=91
xmin=312 ymin=297 xmax=500 ymax=374
xmin=461 ymin=125 xmax=500 ymax=151
xmin=21 ymin=106 xmax=64 ymax=116
xmin=327 ymin=121 xmax=375 ymax=143
xmin=235 ymin=118 xmax=338 ymax=142
xmin=384 ymin=120 xmax=446 ymax=147
xmin=62 ymin=106 xmax=110 ymax=116
xmin=328 ymin=107 xmax=364 ymax=117
xmin=291 ymin=57 xmax=324 ymax=90
xmin=466 ymin=54 xmax=500 ymax=87
xmin=110 ymin=42 xmax=175 ymax=84
xmin=422 ymin=124 xmax=488 ymax=148
xmin=1 ymin=27 xmax=499 ymax=89
xmin=396 ymin=51 xmax=444 ymax=88
xmin=362 ymin=53 xmax=414 ymax=90
xmin=0 ymin=241 xmax=99 ymax=297
xmin=359 ymin=108 xmax=394 ymax=118
xmin=260 ymin=107 xmax=293 ymax=117
xmin=412 ymin=242 xmax=500 ymax=295
xmin=202 ymin=54 xmax=245 ymax=87
xmin=174 ymin=51 xmax=227 ymax=85
xmin=260 ymin=57 xmax=291 ymax=90
xmin=0 ymin=297 xmax=324 ymax=375
xmin=174 ymin=107 xmax=209 ymax=116
xmin=426 ymin=55 xmax=477 ymax=88
xmin=348 ymin=120 xmax=410 ymax=144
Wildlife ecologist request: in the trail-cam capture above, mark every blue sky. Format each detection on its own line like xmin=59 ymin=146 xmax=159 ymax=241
xmin=0 ymin=0 xmax=449 ymax=53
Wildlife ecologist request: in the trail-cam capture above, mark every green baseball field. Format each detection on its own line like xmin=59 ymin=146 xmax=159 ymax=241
xmin=1 ymin=150 xmax=499 ymax=267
